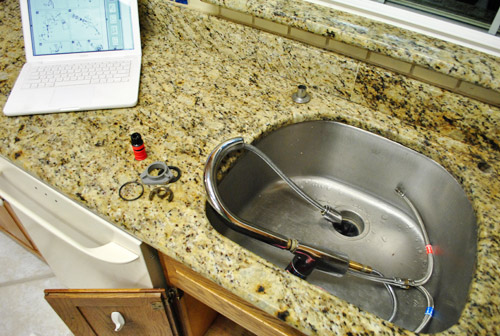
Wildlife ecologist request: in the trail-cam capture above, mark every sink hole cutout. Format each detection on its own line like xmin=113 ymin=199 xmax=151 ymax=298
xmin=333 ymin=210 xmax=365 ymax=237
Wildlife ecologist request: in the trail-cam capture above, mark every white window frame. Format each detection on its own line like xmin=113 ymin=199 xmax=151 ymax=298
xmin=305 ymin=0 xmax=500 ymax=57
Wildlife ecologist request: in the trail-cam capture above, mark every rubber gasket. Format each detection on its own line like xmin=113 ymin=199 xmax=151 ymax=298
xmin=168 ymin=166 xmax=182 ymax=183
xmin=119 ymin=181 xmax=144 ymax=201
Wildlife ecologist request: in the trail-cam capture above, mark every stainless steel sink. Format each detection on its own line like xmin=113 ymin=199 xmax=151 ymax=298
xmin=205 ymin=121 xmax=477 ymax=333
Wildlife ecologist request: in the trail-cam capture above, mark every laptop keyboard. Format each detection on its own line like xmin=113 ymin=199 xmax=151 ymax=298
xmin=23 ymin=61 xmax=131 ymax=89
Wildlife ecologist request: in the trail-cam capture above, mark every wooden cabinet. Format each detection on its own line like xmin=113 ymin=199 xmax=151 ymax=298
xmin=0 ymin=193 xmax=302 ymax=335
xmin=5 ymin=217 xmax=304 ymax=336
xmin=160 ymin=253 xmax=305 ymax=336
xmin=45 ymin=289 xmax=181 ymax=336
xmin=0 ymin=197 xmax=43 ymax=259
xmin=2 ymin=171 xmax=301 ymax=335
xmin=40 ymin=251 xmax=305 ymax=336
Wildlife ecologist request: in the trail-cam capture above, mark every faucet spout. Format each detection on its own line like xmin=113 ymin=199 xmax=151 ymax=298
xmin=204 ymin=137 xmax=290 ymax=247
xmin=204 ymin=137 xmax=245 ymax=214
xmin=204 ymin=137 xmax=351 ymax=277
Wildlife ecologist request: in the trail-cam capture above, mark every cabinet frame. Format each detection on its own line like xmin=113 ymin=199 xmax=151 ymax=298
xmin=160 ymin=253 xmax=305 ymax=336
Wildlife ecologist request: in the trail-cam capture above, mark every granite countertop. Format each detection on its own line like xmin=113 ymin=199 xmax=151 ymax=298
xmin=1 ymin=0 xmax=499 ymax=335
xmin=204 ymin=0 xmax=500 ymax=93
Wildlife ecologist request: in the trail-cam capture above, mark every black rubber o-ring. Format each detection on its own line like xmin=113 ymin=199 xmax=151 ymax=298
xmin=168 ymin=166 xmax=182 ymax=183
xmin=119 ymin=181 xmax=144 ymax=201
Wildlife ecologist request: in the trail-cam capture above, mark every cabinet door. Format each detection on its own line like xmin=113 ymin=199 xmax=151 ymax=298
xmin=44 ymin=289 xmax=179 ymax=336
xmin=0 ymin=197 xmax=43 ymax=259
xmin=160 ymin=253 xmax=305 ymax=336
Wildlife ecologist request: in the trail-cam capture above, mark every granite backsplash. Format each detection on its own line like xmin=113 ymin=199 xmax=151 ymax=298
xmin=198 ymin=0 xmax=500 ymax=153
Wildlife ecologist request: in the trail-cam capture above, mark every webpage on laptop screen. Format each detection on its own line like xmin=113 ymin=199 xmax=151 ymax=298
xmin=28 ymin=0 xmax=134 ymax=56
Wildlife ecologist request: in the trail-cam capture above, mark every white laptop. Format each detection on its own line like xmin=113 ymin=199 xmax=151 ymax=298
xmin=3 ymin=0 xmax=142 ymax=116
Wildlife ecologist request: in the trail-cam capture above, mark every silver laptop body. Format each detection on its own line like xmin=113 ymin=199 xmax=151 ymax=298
xmin=3 ymin=0 xmax=142 ymax=116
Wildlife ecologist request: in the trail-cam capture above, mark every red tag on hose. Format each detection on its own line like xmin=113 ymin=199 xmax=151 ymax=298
xmin=425 ymin=244 xmax=434 ymax=255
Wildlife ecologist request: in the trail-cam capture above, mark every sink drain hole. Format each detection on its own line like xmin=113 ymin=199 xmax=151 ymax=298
xmin=333 ymin=210 xmax=364 ymax=237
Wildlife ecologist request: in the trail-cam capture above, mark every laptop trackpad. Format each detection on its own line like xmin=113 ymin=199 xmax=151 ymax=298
xmin=51 ymin=86 xmax=95 ymax=110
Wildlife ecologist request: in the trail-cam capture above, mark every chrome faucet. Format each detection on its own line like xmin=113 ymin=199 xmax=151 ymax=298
xmin=203 ymin=137 xmax=357 ymax=277
xmin=203 ymin=138 xmax=436 ymax=332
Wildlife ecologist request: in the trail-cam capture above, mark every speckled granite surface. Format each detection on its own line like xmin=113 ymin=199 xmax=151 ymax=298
xmin=205 ymin=1 xmax=500 ymax=152
xmin=204 ymin=0 xmax=500 ymax=93
xmin=1 ymin=0 xmax=499 ymax=335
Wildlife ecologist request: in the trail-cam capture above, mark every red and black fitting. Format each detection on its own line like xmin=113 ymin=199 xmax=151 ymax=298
xmin=131 ymin=132 xmax=147 ymax=161
xmin=285 ymin=253 xmax=318 ymax=280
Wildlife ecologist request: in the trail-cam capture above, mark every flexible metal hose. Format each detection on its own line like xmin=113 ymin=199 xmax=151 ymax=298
xmin=243 ymin=143 xmax=343 ymax=224
xmin=414 ymin=285 xmax=434 ymax=333
xmin=372 ymin=269 xmax=398 ymax=322
xmin=395 ymin=186 xmax=434 ymax=287
xmin=243 ymin=143 xmax=323 ymax=211
xmin=347 ymin=269 xmax=410 ymax=288
xmin=397 ymin=187 xmax=435 ymax=332
xmin=349 ymin=188 xmax=434 ymax=288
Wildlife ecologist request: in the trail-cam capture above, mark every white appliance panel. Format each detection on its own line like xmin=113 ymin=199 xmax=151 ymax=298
xmin=0 ymin=156 xmax=164 ymax=289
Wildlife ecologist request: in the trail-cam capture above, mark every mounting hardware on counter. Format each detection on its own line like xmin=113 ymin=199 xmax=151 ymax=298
xmin=149 ymin=186 xmax=174 ymax=201
xmin=292 ymin=84 xmax=311 ymax=104
xmin=131 ymin=132 xmax=148 ymax=161
xmin=140 ymin=161 xmax=181 ymax=185
xmin=119 ymin=181 xmax=144 ymax=201
xmin=118 ymin=161 xmax=181 ymax=202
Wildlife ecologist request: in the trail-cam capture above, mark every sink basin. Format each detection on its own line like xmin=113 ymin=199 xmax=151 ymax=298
xmin=205 ymin=121 xmax=477 ymax=333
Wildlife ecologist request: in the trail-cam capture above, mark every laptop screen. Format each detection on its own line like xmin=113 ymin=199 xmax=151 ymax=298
xmin=27 ymin=0 xmax=134 ymax=56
